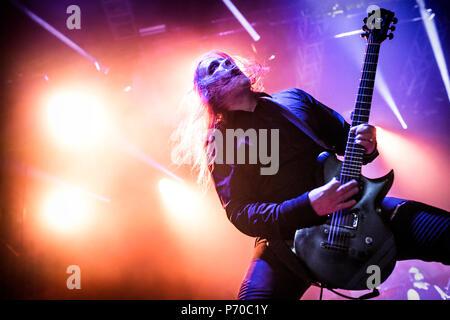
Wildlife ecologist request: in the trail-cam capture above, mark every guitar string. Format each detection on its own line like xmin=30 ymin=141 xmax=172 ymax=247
xmin=331 ymin=41 xmax=375 ymax=246
xmin=329 ymin=40 xmax=378 ymax=247
xmin=340 ymin=42 xmax=378 ymax=244
xmin=340 ymin=42 xmax=377 ymax=244
xmin=328 ymin=41 xmax=371 ymax=246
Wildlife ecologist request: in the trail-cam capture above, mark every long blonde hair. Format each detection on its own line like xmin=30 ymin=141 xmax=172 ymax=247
xmin=170 ymin=51 xmax=266 ymax=190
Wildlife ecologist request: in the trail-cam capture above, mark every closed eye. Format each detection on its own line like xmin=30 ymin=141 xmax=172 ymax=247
xmin=208 ymin=61 xmax=219 ymax=75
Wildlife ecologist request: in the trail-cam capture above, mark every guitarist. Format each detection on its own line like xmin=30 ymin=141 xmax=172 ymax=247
xmin=171 ymin=51 xmax=449 ymax=299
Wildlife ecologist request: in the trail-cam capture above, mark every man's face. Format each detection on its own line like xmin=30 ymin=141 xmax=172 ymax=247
xmin=197 ymin=56 xmax=251 ymax=98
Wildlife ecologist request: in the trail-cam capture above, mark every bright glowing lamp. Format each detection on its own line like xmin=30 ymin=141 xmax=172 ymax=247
xmin=43 ymin=188 xmax=90 ymax=232
xmin=45 ymin=91 xmax=107 ymax=148
xmin=158 ymin=178 xmax=200 ymax=225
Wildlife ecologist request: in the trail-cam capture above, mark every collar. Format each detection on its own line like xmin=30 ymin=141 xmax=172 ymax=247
xmin=254 ymin=91 xmax=272 ymax=99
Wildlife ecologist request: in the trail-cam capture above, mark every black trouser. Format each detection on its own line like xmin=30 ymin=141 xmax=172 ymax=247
xmin=237 ymin=197 xmax=450 ymax=299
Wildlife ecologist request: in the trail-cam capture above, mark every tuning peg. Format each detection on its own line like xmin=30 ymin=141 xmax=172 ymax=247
xmin=360 ymin=32 xmax=369 ymax=39
xmin=362 ymin=25 xmax=369 ymax=32
xmin=392 ymin=17 xmax=398 ymax=24
xmin=363 ymin=17 xmax=368 ymax=24
xmin=389 ymin=25 xmax=396 ymax=31
xmin=387 ymin=33 xmax=394 ymax=40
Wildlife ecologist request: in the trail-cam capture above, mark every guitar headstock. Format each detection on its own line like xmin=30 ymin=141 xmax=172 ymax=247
xmin=361 ymin=8 xmax=397 ymax=44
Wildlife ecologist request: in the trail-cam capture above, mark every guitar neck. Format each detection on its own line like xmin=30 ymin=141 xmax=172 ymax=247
xmin=340 ymin=42 xmax=380 ymax=183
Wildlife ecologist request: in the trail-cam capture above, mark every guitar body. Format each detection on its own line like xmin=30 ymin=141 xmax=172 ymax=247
xmin=294 ymin=152 xmax=397 ymax=290
xmin=290 ymin=8 xmax=399 ymax=291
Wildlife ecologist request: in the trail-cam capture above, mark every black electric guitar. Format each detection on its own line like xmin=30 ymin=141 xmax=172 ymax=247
xmin=293 ymin=9 xmax=398 ymax=290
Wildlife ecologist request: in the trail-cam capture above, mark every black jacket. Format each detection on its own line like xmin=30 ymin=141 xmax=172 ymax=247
xmin=210 ymin=88 xmax=378 ymax=241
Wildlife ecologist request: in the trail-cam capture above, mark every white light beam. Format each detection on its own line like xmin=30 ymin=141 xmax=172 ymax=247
xmin=222 ymin=0 xmax=260 ymax=41
xmin=375 ymin=72 xmax=408 ymax=129
xmin=416 ymin=0 xmax=450 ymax=102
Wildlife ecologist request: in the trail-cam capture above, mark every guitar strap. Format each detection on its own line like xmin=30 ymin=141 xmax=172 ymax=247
xmin=326 ymin=287 xmax=380 ymax=300
xmin=260 ymin=96 xmax=332 ymax=151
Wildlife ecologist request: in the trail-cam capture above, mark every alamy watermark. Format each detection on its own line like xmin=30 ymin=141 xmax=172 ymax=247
xmin=66 ymin=5 xmax=81 ymax=30
xmin=366 ymin=264 xmax=381 ymax=289
xmin=365 ymin=5 xmax=382 ymax=30
xmin=207 ymin=128 xmax=280 ymax=175
xmin=66 ymin=265 xmax=81 ymax=290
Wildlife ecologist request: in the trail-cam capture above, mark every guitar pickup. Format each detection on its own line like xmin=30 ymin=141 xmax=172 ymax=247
xmin=342 ymin=211 xmax=359 ymax=230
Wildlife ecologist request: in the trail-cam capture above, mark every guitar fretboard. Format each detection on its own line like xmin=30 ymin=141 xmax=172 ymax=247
xmin=340 ymin=43 xmax=380 ymax=183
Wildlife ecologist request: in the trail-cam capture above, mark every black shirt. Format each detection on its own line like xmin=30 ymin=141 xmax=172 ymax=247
xmin=223 ymin=98 xmax=324 ymax=204
xmin=210 ymin=88 xmax=378 ymax=240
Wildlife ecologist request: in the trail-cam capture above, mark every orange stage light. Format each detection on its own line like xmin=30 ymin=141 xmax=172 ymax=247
xmin=158 ymin=178 xmax=200 ymax=219
xmin=45 ymin=90 xmax=108 ymax=148
xmin=42 ymin=188 xmax=91 ymax=233
xmin=375 ymin=126 xmax=449 ymax=209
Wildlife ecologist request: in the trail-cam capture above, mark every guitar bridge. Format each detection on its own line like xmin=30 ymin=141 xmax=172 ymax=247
xmin=320 ymin=241 xmax=348 ymax=252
